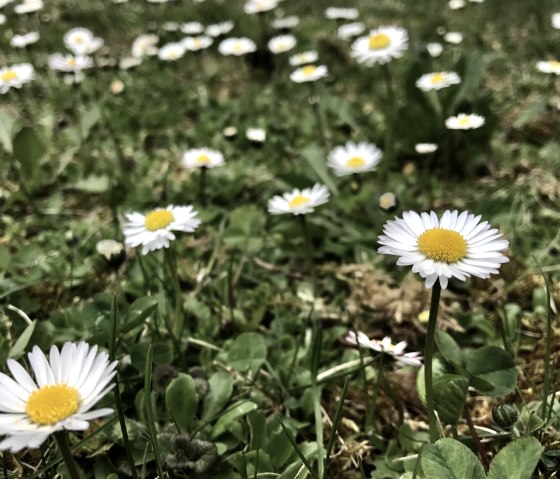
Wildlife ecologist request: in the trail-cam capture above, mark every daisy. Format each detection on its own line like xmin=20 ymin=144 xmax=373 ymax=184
xmin=378 ymin=210 xmax=509 ymax=289
xmin=96 ymin=239 xmax=124 ymax=261
xmin=351 ymin=26 xmax=409 ymax=66
xmin=119 ymin=57 xmax=142 ymax=70
xmin=14 ymin=0 xmax=42 ymax=14
xmin=246 ymin=127 xmax=266 ymax=142
xmin=268 ymin=183 xmax=330 ymax=216
xmin=48 ymin=54 xmax=94 ymax=73
xmin=163 ymin=22 xmax=180 ymax=32
xmin=268 ymin=34 xmax=297 ymax=54
xmin=415 ymin=143 xmax=438 ymax=154
xmin=290 ymin=64 xmax=328 ymax=83
xmin=180 ymin=22 xmax=204 ymax=35
xmin=244 ymin=0 xmax=278 ymax=14
xmin=0 ymin=14 xmax=6 ymax=25
xmin=0 ymin=64 xmax=35 ymax=94
xmin=10 ymin=32 xmax=40 ymax=48
xmin=289 ymin=50 xmax=319 ymax=66
xmin=426 ymin=42 xmax=443 ymax=57
xmin=206 ymin=21 xmax=234 ymax=37
xmin=536 ymin=60 xmax=560 ymax=75
xmin=448 ymin=0 xmax=465 ymax=9
xmin=132 ymin=34 xmax=159 ymax=58
xmin=327 ymin=141 xmax=383 ymax=176
xmin=344 ymin=331 xmax=423 ymax=367
xmin=124 ymin=205 xmax=201 ymax=255
xmin=445 ymin=113 xmax=485 ymax=130
xmin=324 ymin=7 xmax=359 ymax=20
xmin=271 ymin=15 xmax=300 ymax=30
xmin=337 ymin=22 xmax=366 ymax=40
xmin=552 ymin=13 xmax=560 ymax=29
xmin=218 ymin=37 xmax=256 ymax=56
xmin=416 ymin=71 xmax=461 ymax=91
xmin=0 ymin=342 xmax=116 ymax=452
xmin=378 ymin=192 xmax=397 ymax=211
xmin=64 ymin=28 xmax=104 ymax=56
xmin=182 ymin=36 xmax=213 ymax=51
xmin=158 ymin=42 xmax=186 ymax=61
xmin=444 ymin=32 xmax=463 ymax=44
xmin=180 ymin=148 xmax=224 ymax=169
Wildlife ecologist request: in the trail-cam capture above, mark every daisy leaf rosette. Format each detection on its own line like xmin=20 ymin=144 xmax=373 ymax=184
xmin=345 ymin=331 xmax=423 ymax=367
xmin=351 ymin=26 xmax=408 ymax=66
xmin=327 ymin=141 xmax=383 ymax=176
xmin=0 ymin=342 xmax=117 ymax=452
xmin=268 ymin=183 xmax=330 ymax=216
xmin=377 ymin=210 xmax=509 ymax=289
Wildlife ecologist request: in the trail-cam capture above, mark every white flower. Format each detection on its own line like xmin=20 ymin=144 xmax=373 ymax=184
xmin=415 ymin=143 xmax=438 ymax=154
xmin=0 ymin=342 xmax=116 ymax=452
xmin=205 ymin=21 xmax=234 ymax=37
xmin=444 ymin=32 xmax=463 ymax=44
xmin=337 ymin=22 xmax=365 ymax=40
xmin=48 ymin=54 xmax=94 ymax=73
xmin=119 ymin=57 xmax=142 ymax=70
xmin=351 ymin=26 xmax=409 ymax=66
xmin=379 ymin=192 xmax=397 ymax=211
xmin=218 ymin=37 xmax=256 ymax=56
xmin=158 ymin=42 xmax=186 ymax=61
xmin=163 ymin=21 xmax=179 ymax=32
xmin=289 ymin=50 xmax=319 ymax=66
xmin=180 ymin=21 xmax=204 ymax=35
xmin=132 ymin=34 xmax=159 ymax=58
xmin=10 ymin=32 xmax=40 ymax=48
xmin=552 ymin=13 xmax=560 ymax=29
xmin=14 ymin=0 xmax=42 ymax=14
xmin=124 ymin=205 xmax=201 ymax=255
xmin=268 ymin=34 xmax=297 ymax=54
xmin=271 ymin=15 xmax=300 ymax=30
xmin=0 ymin=0 xmax=14 ymax=9
xmin=416 ymin=71 xmax=461 ymax=91
xmin=445 ymin=113 xmax=485 ymax=130
xmin=290 ymin=64 xmax=328 ymax=83
xmin=327 ymin=141 xmax=382 ymax=176
xmin=324 ymin=7 xmax=359 ymax=20
xmin=536 ymin=60 xmax=560 ymax=75
xmin=0 ymin=14 xmax=6 ymax=25
xmin=180 ymin=148 xmax=224 ymax=169
xmin=182 ymin=36 xmax=213 ymax=51
xmin=96 ymin=239 xmax=124 ymax=261
xmin=268 ymin=183 xmax=330 ymax=216
xmin=246 ymin=127 xmax=266 ymax=142
xmin=426 ymin=42 xmax=443 ymax=57
xmin=378 ymin=210 xmax=509 ymax=289
xmin=64 ymin=28 xmax=104 ymax=55
xmin=0 ymin=63 xmax=35 ymax=93
xmin=344 ymin=331 xmax=423 ymax=367
xmin=448 ymin=0 xmax=465 ymax=9
xmin=244 ymin=0 xmax=278 ymax=14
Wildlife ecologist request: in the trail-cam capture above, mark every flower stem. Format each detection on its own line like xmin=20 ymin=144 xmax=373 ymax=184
xmin=425 ymin=281 xmax=441 ymax=443
xmin=307 ymin=82 xmax=331 ymax=151
xmin=199 ymin=166 xmax=207 ymax=207
xmin=54 ymin=431 xmax=81 ymax=479
xmin=310 ymin=323 xmax=324 ymax=478
xmin=381 ymin=64 xmax=397 ymax=166
xmin=299 ymin=215 xmax=316 ymax=287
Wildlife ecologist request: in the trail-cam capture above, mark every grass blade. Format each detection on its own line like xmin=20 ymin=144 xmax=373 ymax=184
xmin=144 ymin=344 xmax=165 ymax=479
xmin=277 ymin=417 xmax=319 ymax=479
xmin=324 ymin=376 xmax=350 ymax=476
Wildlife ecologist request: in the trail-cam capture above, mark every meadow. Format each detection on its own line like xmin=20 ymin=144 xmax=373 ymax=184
xmin=1 ymin=0 xmax=560 ymax=477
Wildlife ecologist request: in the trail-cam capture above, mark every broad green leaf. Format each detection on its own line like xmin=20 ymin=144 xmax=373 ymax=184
xmin=487 ymin=437 xmax=543 ymax=479
xmin=433 ymin=375 xmax=469 ymax=425
xmin=227 ymin=332 xmax=267 ymax=373
xmin=300 ymin=144 xmax=338 ymax=195
xmin=466 ymin=346 xmax=517 ymax=397
xmin=435 ymin=330 xmax=464 ymax=367
xmin=421 ymin=438 xmax=485 ymax=479
xmin=211 ymin=400 xmax=258 ymax=438
xmin=165 ymin=373 xmax=199 ymax=429
xmin=0 ymin=108 xmax=18 ymax=153
xmin=417 ymin=357 xmax=452 ymax=403
xmin=202 ymin=371 xmax=234 ymax=421
xmin=80 ymin=104 xmax=101 ymax=140
xmin=9 ymin=320 xmax=36 ymax=359
xmin=13 ymin=127 xmax=47 ymax=180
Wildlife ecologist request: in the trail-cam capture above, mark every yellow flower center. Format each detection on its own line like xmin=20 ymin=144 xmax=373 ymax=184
xmin=193 ymin=37 xmax=202 ymax=48
xmin=548 ymin=60 xmax=560 ymax=68
xmin=233 ymin=42 xmax=244 ymax=53
xmin=288 ymin=195 xmax=310 ymax=208
xmin=302 ymin=65 xmax=317 ymax=76
xmin=195 ymin=154 xmax=211 ymax=165
xmin=74 ymin=35 xmax=85 ymax=44
xmin=430 ymin=72 xmax=446 ymax=84
xmin=1 ymin=70 xmax=18 ymax=82
xmin=346 ymin=156 xmax=365 ymax=168
xmin=418 ymin=228 xmax=468 ymax=263
xmin=458 ymin=116 xmax=471 ymax=127
xmin=66 ymin=57 xmax=77 ymax=66
xmin=26 ymin=385 xmax=80 ymax=425
xmin=144 ymin=209 xmax=174 ymax=231
xmin=368 ymin=33 xmax=391 ymax=50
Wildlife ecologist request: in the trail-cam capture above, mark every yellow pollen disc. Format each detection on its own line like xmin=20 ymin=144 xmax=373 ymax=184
xmin=417 ymin=228 xmax=467 ymax=263
xmin=288 ymin=195 xmax=310 ymax=208
xmin=66 ymin=57 xmax=77 ymax=66
xmin=26 ymin=385 xmax=79 ymax=425
xmin=196 ymin=154 xmax=211 ymax=165
xmin=430 ymin=72 xmax=446 ymax=84
xmin=458 ymin=116 xmax=471 ymax=127
xmin=368 ymin=33 xmax=391 ymax=50
xmin=1 ymin=70 xmax=18 ymax=82
xmin=548 ymin=60 xmax=560 ymax=68
xmin=302 ymin=65 xmax=317 ymax=76
xmin=74 ymin=35 xmax=85 ymax=44
xmin=233 ymin=43 xmax=244 ymax=52
xmin=144 ymin=209 xmax=174 ymax=231
xmin=346 ymin=156 xmax=365 ymax=168
xmin=193 ymin=37 xmax=202 ymax=47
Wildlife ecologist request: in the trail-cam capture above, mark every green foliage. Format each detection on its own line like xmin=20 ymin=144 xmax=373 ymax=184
xmin=165 ymin=373 xmax=199 ymax=430
xmin=421 ymin=438 xmax=485 ymax=479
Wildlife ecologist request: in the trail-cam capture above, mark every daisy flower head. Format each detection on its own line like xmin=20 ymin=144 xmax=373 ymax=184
xmin=268 ymin=34 xmax=297 ymax=54
xmin=48 ymin=54 xmax=94 ymax=73
xmin=180 ymin=22 xmax=204 ymax=35
xmin=552 ymin=13 xmax=560 ymax=29
xmin=181 ymin=148 xmax=224 ymax=169
xmin=351 ymin=26 xmax=409 ymax=66
xmin=327 ymin=141 xmax=383 ymax=177
xmin=244 ymin=0 xmax=278 ymax=14
xmin=218 ymin=37 xmax=257 ymax=56
xmin=378 ymin=210 xmax=509 ymax=289
xmin=271 ymin=15 xmax=300 ymax=30
xmin=290 ymin=64 xmax=328 ymax=83
xmin=415 ymin=143 xmax=438 ymax=154
xmin=344 ymin=331 xmax=423 ymax=367
xmin=416 ymin=71 xmax=461 ymax=91
xmin=324 ymin=7 xmax=359 ymax=20
xmin=206 ymin=21 xmax=234 ymax=37
xmin=289 ymin=50 xmax=319 ymax=66
xmin=268 ymin=183 xmax=330 ymax=216
xmin=14 ymin=0 xmax=42 ymax=14
xmin=0 ymin=342 xmax=116 ymax=452
xmin=337 ymin=22 xmax=365 ymax=40
xmin=0 ymin=63 xmax=35 ymax=94
xmin=0 ymin=14 xmax=5 ymax=25
xmin=124 ymin=205 xmax=201 ymax=255
xmin=536 ymin=60 xmax=560 ymax=75
xmin=445 ymin=113 xmax=485 ymax=130
xmin=448 ymin=0 xmax=465 ymax=9
xmin=158 ymin=42 xmax=186 ymax=61
xmin=64 ymin=28 xmax=104 ymax=56
xmin=182 ymin=36 xmax=213 ymax=51
xmin=10 ymin=32 xmax=40 ymax=48
xmin=426 ymin=42 xmax=443 ymax=57
xmin=246 ymin=127 xmax=266 ymax=142
xmin=132 ymin=34 xmax=159 ymax=58
xmin=444 ymin=31 xmax=463 ymax=44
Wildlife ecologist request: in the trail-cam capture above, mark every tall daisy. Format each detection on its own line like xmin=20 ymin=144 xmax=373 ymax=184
xmin=181 ymin=148 xmax=224 ymax=169
xmin=0 ymin=63 xmax=35 ymax=93
xmin=416 ymin=71 xmax=461 ymax=91
xmin=158 ymin=42 xmax=186 ymax=61
xmin=351 ymin=26 xmax=408 ymax=66
xmin=536 ymin=60 xmax=560 ymax=75
xmin=244 ymin=0 xmax=278 ymax=14
xmin=290 ymin=64 xmax=328 ymax=83
xmin=218 ymin=37 xmax=257 ymax=56
xmin=445 ymin=113 xmax=485 ymax=130
xmin=64 ymin=28 xmax=103 ymax=56
xmin=344 ymin=331 xmax=422 ymax=367
xmin=268 ymin=34 xmax=297 ymax=54
xmin=327 ymin=141 xmax=383 ymax=176
xmin=268 ymin=183 xmax=330 ymax=216
xmin=289 ymin=50 xmax=319 ymax=66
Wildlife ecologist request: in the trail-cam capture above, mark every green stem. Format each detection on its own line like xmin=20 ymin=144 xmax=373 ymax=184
xmin=144 ymin=345 xmax=165 ymax=479
xmin=199 ymin=166 xmax=207 ymax=207
xmin=310 ymin=324 xmax=324 ymax=478
xmin=299 ymin=215 xmax=316 ymax=287
xmin=425 ymin=281 xmax=441 ymax=443
xmin=307 ymin=82 xmax=331 ymax=151
xmin=53 ymin=431 xmax=81 ymax=479
xmin=381 ymin=64 xmax=397 ymax=166
xmin=541 ymin=271 xmax=553 ymax=422
xmin=164 ymin=247 xmax=182 ymax=334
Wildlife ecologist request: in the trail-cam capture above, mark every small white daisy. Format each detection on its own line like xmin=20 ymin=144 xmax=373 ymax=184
xmin=96 ymin=239 xmax=124 ymax=261
xmin=132 ymin=34 xmax=159 ymax=58
xmin=290 ymin=64 xmax=328 ymax=83
xmin=416 ymin=71 xmax=461 ymax=91
xmin=268 ymin=183 xmax=330 ymax=216
xmin=268 ymin=34 xmax=297 ymax=54
xmin=271 ymin=15 xmax=300 ymax=30
xmin=0 ymin=63 xmax=35 ymax=94
xmin=337 ymin=22 xmax=366 ymax=40
xmin=180 ymin=148 xmax=224 ymax=169
xmin=64 ymin=28 xmax=104 ymax=56
xmin=163 ymin=21 xmax=179 ymax=32
xmin=379 ymin=192 xmax=397 ymax=211
xmin=0 ymin=342 xmax=116 ymax=452
xmin=124 ymin=205 xmax=201 ymax=255
xmin=415 ymin=143 xmax=438 ymax=154
xmin=536 ymin=60 xmax=560 ymax=75
xmin=180 ymin=21 xmax=204 ymax=35
xmin=48 ymin=54 xmax=94 ymax=73
xmin=289 ymin=50 xmax=319 ymax=66
xmin=426 ymin=42 xmax=443 ymax=57
xmin=445 ymin=113 xmax=485 ymax=130
xmin=14 ymin=0 xmax=42 ymax=14
xmin=205 ymin=21 xmax=234 ymax=37
xmin=324 ymin=7 xmax=359 ymax=20
xmin=0 ymin=14 xmax=6 ymax=25
xmin=444 ymin=32 xmax=463 ymax=44
xmin=327 ymin=141 xmax=383 ymax=176
xmin=378 ymin=210 xmax=509 ymax=289
xmin=344 ymin=331 xmax=423 ymax=367
xmin=119 ymin=57 xmax=142 ymax=70
xmin=448 ymin=0 xmax=465 ymax=9
xmin=552 ymin=13 xmax=560 ymax=29
xmin=351 ymin=26 xmax=409 ymax=66
xmin=158 ymin=42 xmax=186 ymax=61
xmin=10 ymin=32 xmax=40 ymax=48
xmin=244 ymin=0 xmax=278 ymax=14
xmin=246 ymin=127 xmax=266 ymax=142
xmin=182 ymin=36 xmax=213 ymax=51
xmin=218 ymin=37 xmax=257 ymax=56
